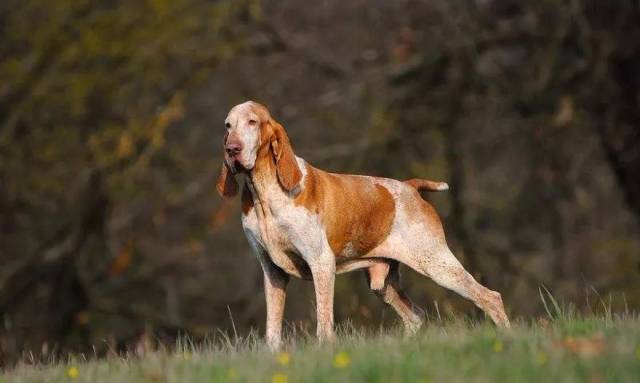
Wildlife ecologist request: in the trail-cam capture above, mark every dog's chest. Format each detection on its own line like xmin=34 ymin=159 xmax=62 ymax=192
xmin=241 ymin=205 xmax=295 ymax=252
xmin=241 ymin=189 xmax=322 ymax=277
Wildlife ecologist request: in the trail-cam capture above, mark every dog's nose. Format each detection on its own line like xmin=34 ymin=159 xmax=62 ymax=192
xmin=225 ymin=142 xmax=243 ymax=156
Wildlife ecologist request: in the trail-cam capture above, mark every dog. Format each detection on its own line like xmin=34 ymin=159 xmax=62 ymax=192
xmin=216 ymin=101 xmax=510 ymax=350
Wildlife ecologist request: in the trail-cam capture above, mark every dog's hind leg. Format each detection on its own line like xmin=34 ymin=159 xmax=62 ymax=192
xmin=379 ymin=195 xmax=511 ymax=328
xmin=366 ymin=261 xmax=423 ymax=333
xmin=403 ymin=244 xmax=510 ymax=328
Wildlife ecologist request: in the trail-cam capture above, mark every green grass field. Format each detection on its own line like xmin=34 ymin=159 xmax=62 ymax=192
xmin=3 ymin=312 xmax=640 ymax=383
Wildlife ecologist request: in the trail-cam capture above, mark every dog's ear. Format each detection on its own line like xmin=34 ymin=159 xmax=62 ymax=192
xmin=216 ymin=161 xmax=239 ymax=198
xmin=270 ymin=120 xmax=302 ymax=192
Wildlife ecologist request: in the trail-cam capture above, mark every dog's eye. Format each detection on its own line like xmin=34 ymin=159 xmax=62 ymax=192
xmin=248 ymin=119 xmax=257 ymax=126
xmin=225 ymin=122 xmax=230 ymax=129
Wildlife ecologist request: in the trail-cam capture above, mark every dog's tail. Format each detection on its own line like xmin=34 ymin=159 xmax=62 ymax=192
xmin=404 ymin=178 xmax=449 ymax=192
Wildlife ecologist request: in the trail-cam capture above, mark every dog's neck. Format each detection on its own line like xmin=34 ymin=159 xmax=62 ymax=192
xmin=242 ymin=147 xmax=296 ymax=249
xmin=243 ymin=145 xmax=289 ymax=212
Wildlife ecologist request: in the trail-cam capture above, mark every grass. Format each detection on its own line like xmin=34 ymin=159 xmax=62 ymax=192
xmin=3 ymin=312 xmax=640 ymax=383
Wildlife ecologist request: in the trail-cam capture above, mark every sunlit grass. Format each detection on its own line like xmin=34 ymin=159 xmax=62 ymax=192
xmin=3 ymin=312 xmax=640 ymax=383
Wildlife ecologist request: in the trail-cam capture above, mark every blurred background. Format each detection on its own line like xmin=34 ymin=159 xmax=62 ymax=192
xmin=1 ymin=0 xmax=639 ymax=365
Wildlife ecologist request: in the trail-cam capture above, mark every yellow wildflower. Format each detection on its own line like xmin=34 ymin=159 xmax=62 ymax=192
xmin=67 ymin=366 xmax=79 ymax=379
xmin=228 ymin=367 xmax=238 ymax=380
xmin=334 ymin=351 xmax=351 ymax=368
xmin=272 ymin=372 xmax=288 ymax=383
xmin=493 ymin=340 xmax=503 ymax=353
xmin=535 ymin=351 xmax=548 ymax=366
xmin=277 ymin=351 xmax=290 ymax=366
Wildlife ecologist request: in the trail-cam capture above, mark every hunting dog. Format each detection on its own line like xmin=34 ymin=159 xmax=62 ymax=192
xmin=216 ymin=101 xmax=510 ymax=350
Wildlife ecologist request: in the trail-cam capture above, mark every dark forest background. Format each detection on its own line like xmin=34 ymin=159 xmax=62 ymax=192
xmin=1 ymin=0 xmax=639 ymax=365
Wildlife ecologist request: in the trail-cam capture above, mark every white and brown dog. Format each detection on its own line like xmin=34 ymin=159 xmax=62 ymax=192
xmin=217 ymin=101 xmax=510 ymax=350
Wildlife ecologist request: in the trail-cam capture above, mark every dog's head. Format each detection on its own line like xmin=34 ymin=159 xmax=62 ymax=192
xmin=216 ymin=101 xmax=302 ymax=198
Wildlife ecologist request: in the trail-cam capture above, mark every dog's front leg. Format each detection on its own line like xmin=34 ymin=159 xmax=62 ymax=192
xmin=262 ymin=261 xmax=289 ymax=351
xmin=307 ymin=248 xmax=336 ymax=343
xmin=246 ymin=233 xmax=289 ymax=351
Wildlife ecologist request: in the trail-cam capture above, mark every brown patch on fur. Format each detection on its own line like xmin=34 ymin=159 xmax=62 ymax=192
xmin=295 ymin=166 xmax=396 ymax=257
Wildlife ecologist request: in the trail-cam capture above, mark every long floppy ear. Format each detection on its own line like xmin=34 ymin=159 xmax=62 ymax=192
xmin=216 ymin=161 xmax=239 ymax=198
xmin=270 ymin=120 xmax=302 ymax=192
